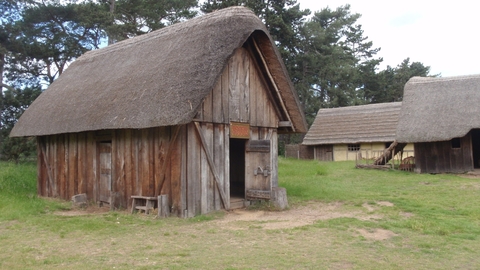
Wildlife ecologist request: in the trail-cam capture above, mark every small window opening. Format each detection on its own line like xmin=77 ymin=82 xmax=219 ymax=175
xmin=451 ymin=138 xmax=461 ymax=149
xmin=348 ymin=144 xmax=360 ymax=152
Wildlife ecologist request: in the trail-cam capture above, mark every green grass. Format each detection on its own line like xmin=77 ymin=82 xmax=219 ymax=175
xmin=1 ymin=159 xmax=480 ymax=269
xmin=0 ymin=162 xmax=69 ymax=221
xmin=279 ymin=159 xmax=480 ymax=238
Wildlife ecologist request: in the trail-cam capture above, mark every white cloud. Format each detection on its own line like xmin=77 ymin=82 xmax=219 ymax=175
xmin=297 ymin=0 xmax=480 ymax=77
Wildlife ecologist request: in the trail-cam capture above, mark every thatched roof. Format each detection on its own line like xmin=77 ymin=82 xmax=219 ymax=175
xmin=396 ymin=74 xmax=480 ymax=143
xmin=302 ymin=102 xmax=402 ymax=145
xmin=11 ymin=7 xmax=306 ymax=137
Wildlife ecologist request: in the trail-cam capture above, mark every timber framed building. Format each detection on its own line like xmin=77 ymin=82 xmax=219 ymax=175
xmin=10 ymin=7 xmax=307 ymax=217
xmin=396 ymin=75 xmax=480 ymax=173
xmin=302 ymin=102 xmax=414 ymax=161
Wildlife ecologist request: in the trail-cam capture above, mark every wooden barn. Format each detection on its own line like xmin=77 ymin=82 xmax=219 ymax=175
xmin=10 ymin=7 xmax=307 ymax=217
xmin=396 ymin=75 xmax=480 ymax=173
xmin=302 ymin=102 xmax=414 ymax=161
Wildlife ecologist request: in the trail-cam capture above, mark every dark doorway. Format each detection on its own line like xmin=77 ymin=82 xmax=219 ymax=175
xmin=471 ymin=129 xmax=480 ymax=168
xmin=230 ymin=138 xmax=246 ymax=197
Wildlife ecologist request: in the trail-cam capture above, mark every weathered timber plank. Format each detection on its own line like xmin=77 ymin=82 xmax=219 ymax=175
xmin=54 ymin=135 xmax=64 ymax=198
xmin=224 ymin=125 xmax=230 ymax=209
xmin=271 ymin=129 xmax=278 ymax=188
xmin=156 ymin=126 xmax=181 ymax=195
xmin=206 ymin=123 xmax=215 ymax=212
xmin=213 ymin=124 xmax=223 ymax=210
xmin=67 ymin=134 xmax=76 ymax=198
xmin=92 ymin=134 xmax=98 ymax=202
xmin=179 ymin=126 xmax=187 ymax=217
xmin=77 ymin=133 xmax=86 ymax=194
xmin=149 ymin=128 xmax=155 ymax=195
xmin=153 ymin=127 xmax=161 ymax=194
xmin=135 ymin=130 xmax=143 ymax=196
xmin=51 ymin=136 xmax=57 ymax=196
xmin=200 ymin=124 xmax=209 ymax=214
xmin=249 ymin=56 xmax=258 ymax=126
xmin=221 ymin=71 xmax=229 ymax=122
xmin=187 ymin=123 xmax=198 ymax=217
xmin=116 ymin=130 xmax=126 ymax=208
xmin=203 ymin=86 xmax=213 ymax=123
xmin=124 ymin=129 xmax=133 ymax=207
xmin=212 ymin=77 xmax=223 ymax=123
xmin=86 ymin=132 xmax=95 ymax=200
xmin=157 ymin=195 xmax=169 ymax=218
xmin=452 ymin=140 xmax=463 ymax=173
xmin=98 ymin=142 xmax=112 ymax=203
xmin=238 ymin=48 xmax=250 ymax=122
xmin=166 ymin=126 xmax=179 ymax=214
xmin=229 ymin=51 xmax=240 ymax=122
xmin=140 ymin=129 xmax=149 ymax=196
xmin=463 ymin=133 xmax=473 ymax=171
xmin=257 ymin=79 xmax=266 ymax=126
xmin=193 ymin=122 xmax=228 ymax=210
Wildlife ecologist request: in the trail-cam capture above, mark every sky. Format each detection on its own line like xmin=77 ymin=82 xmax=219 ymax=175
xmin=297 ymin=0 xmax=480 ymax=77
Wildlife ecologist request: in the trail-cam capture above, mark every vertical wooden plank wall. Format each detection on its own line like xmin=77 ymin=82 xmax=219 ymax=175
xmin=184 ymin=122 xmax=229 ymax=216
xmin=414 ymin=133 xmax=474 ymax=173
xmin=198 ymin=47 xmax=278 ymax=129
xmin=37 ymin=127 xmax=184 ymax=212
xmin=184 ymin=46 xmax=280 ymax=215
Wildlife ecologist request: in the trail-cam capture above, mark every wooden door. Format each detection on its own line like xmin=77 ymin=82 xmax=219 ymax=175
xmin=98 ymin=142 xmax=112 ymax=203
xmin=245 ymin=140 xmax=272 ymax=200
xmin=316 ymin=145 xmax=333 ymax=161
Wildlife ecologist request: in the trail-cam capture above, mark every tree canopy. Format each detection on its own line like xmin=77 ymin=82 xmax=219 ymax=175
xmin=0 ymin=0 xmax=436 ymax=159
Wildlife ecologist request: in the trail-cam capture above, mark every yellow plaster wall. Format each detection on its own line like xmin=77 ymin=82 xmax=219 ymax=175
xmin=333 ymin=143 xmax=415 ymax=161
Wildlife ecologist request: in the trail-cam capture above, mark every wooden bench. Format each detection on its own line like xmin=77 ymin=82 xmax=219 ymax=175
xmin=131 ymin=196 xmax=157 ymax=214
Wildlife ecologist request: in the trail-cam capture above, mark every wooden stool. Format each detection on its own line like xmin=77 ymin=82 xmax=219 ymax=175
xmin=131 ymin=196 xmax=157 ymax=214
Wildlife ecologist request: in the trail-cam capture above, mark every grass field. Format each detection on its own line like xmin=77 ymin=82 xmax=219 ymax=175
xmin=1 ymin=159 xmax=479 ymax=269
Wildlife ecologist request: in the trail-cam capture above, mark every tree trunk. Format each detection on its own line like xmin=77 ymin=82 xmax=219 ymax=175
xmin=374 ymin=140 xmax=406 ymax=165
xmin=108 ymin=0 xmax=115 ymax=45
xmin=0 ymin=53 xmax=4 ymax=92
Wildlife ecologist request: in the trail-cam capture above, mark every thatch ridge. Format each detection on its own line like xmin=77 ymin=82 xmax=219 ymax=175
xmin=302 ymin=102 xmax=402 ymax=145
xmin=396 ymin=74 xmax=480 ymax=143
xmin=11 ymin=6 xmax=306 ymax=137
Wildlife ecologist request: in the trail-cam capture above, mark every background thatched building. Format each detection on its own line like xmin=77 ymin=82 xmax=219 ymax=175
xmin=10 ymin=7 xmax=307 ymax=217
xmin=302 ymin=102 xmax=413 ymax=161
xmin=396 ymin=75 xmax=480 ymax=173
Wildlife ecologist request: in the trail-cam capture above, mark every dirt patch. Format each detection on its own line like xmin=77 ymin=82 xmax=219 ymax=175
xmin=376 ymin=201 xmax=394 ymax=207
xmin=361 ymin=201 xmax=394 ymax=212
xmin=53 ymin=205 xmax=111 ymax=216
xmin=400 ymin=212 xmax=414 ymax=218
xmin=357 ymin=228 xmax=397 ymax=241
xmin=362 ymin=202 xmax=377 ymax=212
xmin=459 ymin=183 xmax=480 ymax=190
xmin=216 ymin=201 xmax=382 ymax=230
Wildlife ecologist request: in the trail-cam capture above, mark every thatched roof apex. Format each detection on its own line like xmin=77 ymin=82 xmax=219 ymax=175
xmin=302 ymin=102 xmax=402 ymax=145
xmin=11 ymin=7 xmax=306 ymax=137
xmin=396 ymin=74 xmax=480 ymax=143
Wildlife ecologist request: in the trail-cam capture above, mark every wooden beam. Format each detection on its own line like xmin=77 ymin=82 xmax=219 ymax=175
xmin=278 ymin=121 xmax=292 ymax=128
xmin=193 ymin=122 xmax=229 ymax=210
xmin=252 ymin=39 xmax=294 ymax=132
